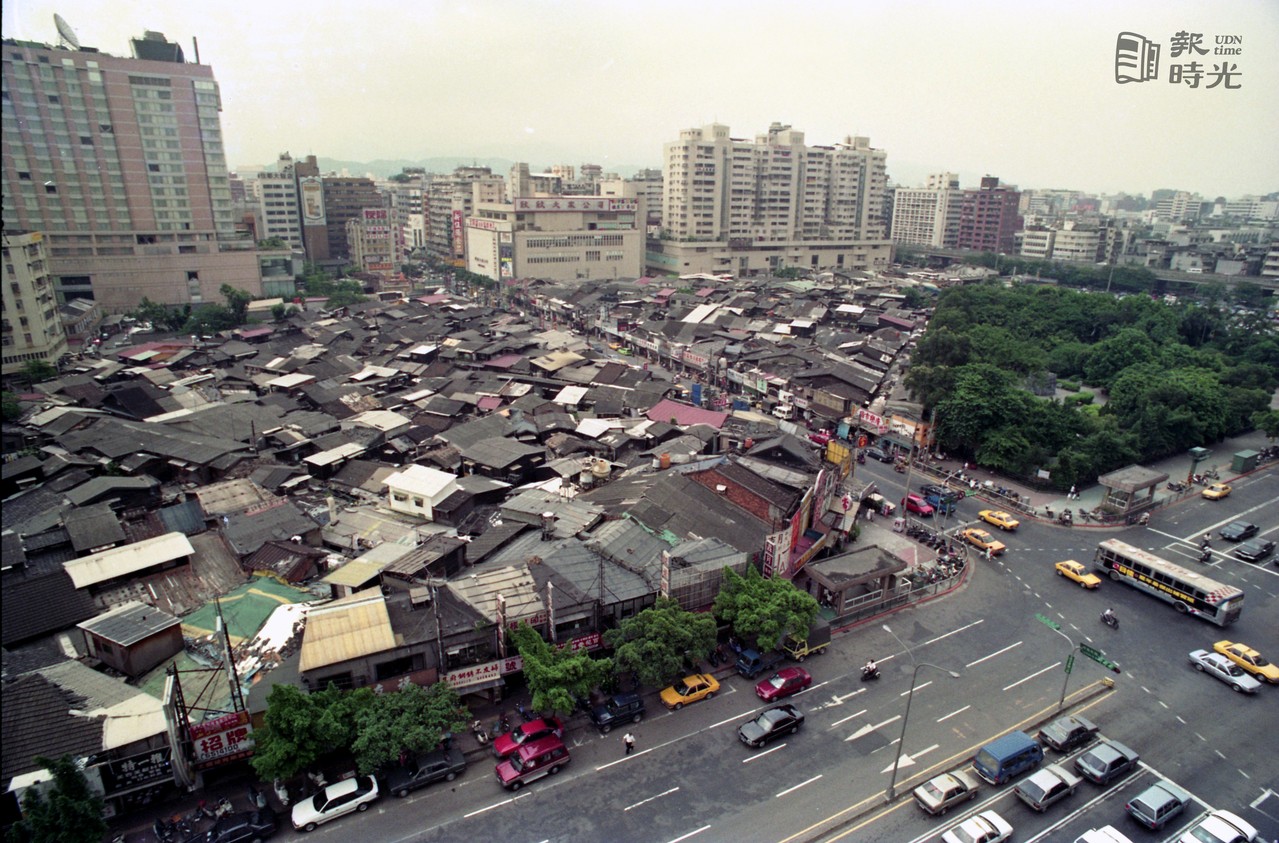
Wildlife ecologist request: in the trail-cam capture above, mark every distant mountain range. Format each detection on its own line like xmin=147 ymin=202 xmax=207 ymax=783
xmin=236 ymin=156 xmax=652 ymax=180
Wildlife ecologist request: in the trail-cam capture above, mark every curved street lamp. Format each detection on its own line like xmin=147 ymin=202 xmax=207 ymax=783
xmin=883 ymin=624 xmax=961 ymax=801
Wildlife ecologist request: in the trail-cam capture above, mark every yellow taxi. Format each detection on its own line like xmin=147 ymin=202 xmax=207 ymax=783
xmin=659 ymin=673 xmax=721 ymax=710
xmin=1213 ymin=641 xmax=1279 ymax=684
xmin=978 ymin=510 xmax=1020 ymax=531
xmin=1201 ymin=483 xmax=1231 ymax=500
xmin=960 ymin=528 xmax=1006 ymax=556
xmin=1054 ymin=559 xmax=1101 ymax=589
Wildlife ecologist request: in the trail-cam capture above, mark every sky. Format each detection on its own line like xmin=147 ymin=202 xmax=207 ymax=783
xmin=4 ymin=0 xmax=1278 ymax=197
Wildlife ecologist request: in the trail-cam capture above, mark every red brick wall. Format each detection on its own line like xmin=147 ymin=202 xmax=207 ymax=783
xmin=690 ymin=468 xmax=775 ymax=522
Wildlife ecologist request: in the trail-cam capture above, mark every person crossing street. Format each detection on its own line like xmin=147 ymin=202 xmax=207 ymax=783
xmin=623 ymin=733 xmax=636 ymax=755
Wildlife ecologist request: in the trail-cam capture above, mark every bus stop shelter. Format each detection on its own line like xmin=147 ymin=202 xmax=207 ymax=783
xmin=1096 ymin=464 xmax=1168 ymax=517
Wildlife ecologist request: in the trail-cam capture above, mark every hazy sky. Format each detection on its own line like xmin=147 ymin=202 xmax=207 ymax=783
xmin=5 ymin=0 xmax=1277 ymax=197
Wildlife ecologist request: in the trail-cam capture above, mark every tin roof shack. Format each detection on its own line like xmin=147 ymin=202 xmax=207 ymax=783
xmin=62 ymin=532 xmax=196 ymax=597
xmin=77 ymin=601 xmax=182 ymax=678
xmin=794 ymin=545 xmax=906 ymax=619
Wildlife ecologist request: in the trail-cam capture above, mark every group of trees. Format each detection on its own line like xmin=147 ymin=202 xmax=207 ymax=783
xmin=904 ymin=283 xmax=1277 ymax=488
xmin=251 ymin=681 xmax=467 ymax=782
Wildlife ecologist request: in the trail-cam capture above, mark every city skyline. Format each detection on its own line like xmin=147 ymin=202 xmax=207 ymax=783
xmin=4 ymin=0 xmax=1277 ymax=198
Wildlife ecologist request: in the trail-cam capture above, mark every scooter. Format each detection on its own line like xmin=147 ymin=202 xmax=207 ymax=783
xmin=153 ymin=817 xmax=176 ymax=843
xmin=1199 ymin=548 xmax=1213 ymax=564
xmin=1100 ymin=612 xmax=1119 ymax=630
xmin=860 ymin=664 xmax=881 ymax=681
xmin=515 ymin=701 xmax=536 ymax=723
xmin=471 ymin=719 xmax=489 ymax=746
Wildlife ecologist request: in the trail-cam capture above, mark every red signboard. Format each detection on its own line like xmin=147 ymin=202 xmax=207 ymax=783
xmin=190 ymin=710 xmax=253 ymax=769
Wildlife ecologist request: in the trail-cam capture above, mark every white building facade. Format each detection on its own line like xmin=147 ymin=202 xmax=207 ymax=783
xmin=3 ymin=231 xmax=69 ymax=374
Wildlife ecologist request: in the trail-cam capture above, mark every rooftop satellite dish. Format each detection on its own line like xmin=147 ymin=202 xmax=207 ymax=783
xmin=54 ymin=13 xmax=81 ymax=50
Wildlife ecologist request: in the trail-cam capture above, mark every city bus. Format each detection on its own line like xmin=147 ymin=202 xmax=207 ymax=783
xmin=1093 ymin=539 xmax=1244 ymax=626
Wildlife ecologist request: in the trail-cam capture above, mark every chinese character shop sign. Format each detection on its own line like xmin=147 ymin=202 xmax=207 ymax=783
xmin=1115 ymin=30 xmax=1242 ymax=88
xmin=190 ymin=710 xmax=254 ymax=769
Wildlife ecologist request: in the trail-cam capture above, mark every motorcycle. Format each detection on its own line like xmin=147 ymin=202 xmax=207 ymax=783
xmin=856 ymin=452 xmax=866 ymax=464
xmin=153 ymin=817 xmax=176 ymax=843
xmin=1100 ymin=612 xmax=1119 ymax=630
xmin=515 ymin=701 xmax=536 ymax=723
xmin=1199 ymin=548 xmax=1213 ymax=564
xmin=1057 ymin=510 xmax=1073 ymax=526
xmin=860 ymin=664 xmax=881 ymax=681
xmin=471 ymin=719 xmax=489 ymax=746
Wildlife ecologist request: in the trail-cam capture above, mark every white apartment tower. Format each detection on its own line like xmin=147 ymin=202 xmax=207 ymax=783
xmin=653 ymin=123 xmax=891 ymax=277
xmin=3 ymin=231 xmax=69 ymax=375
xmin=890 ymin=173 xmax=961 ymax=248
xmin=252 ymin=154 xmax=303 ymax=251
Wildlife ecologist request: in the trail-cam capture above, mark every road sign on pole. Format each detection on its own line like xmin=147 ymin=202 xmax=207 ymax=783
xmin=1079 ymin=644 xmax=1121 ymax=673
xmin=1065 ymin=654 xmax=1075 ymax=674
xmin=1035 ymin=614 xmax=1061 ymax=631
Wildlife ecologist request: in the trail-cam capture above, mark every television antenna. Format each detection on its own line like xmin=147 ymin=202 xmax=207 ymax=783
xmin=54 ymin=13 xmax=82 ymax=50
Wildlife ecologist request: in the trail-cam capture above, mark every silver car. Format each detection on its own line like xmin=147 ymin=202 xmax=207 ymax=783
xmin=1014 ymin=764 xmax=1082 ymax=812
xmin=1188 ymin=649 xmax=1263 ymax=694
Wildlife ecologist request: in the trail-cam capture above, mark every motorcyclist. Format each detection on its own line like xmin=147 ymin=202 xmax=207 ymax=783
xmin=1102 ymin=608 xmax=1116 ymax=626
xmin=863 ymin=658 xmax=878 ymax=676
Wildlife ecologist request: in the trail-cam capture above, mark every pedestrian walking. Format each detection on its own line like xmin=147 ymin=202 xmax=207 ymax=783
xmin=867 ymin=508 xmax=874 ymax=522
xmin=985 ymin=546 xmax=992 ymax=562
xmin=1069 ymin=485 xmax=1077 ymax=500
xmin=623 ymin=733 xmax=636 ymax=755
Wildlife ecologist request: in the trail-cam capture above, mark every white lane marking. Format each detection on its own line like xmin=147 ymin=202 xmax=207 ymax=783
xmin=624 ymin=787 xmax=680 ymax=812
xmin=881 ymin=744 xmax=938 ymax=774
xmin=464 ymin=792 xmax=528 ymax=817
xmin=743 ymin=744 xmax=788 ymax=763
xmin=776 ymin=774 xmax=823 ymax=798
xmin=901 ymin=680 xmax=933 ymax=697
xmin=829 ymin=708 xmax=867 ymax=728
xmin=938 ymin=705 xmax=971 ymax=723
xmin=1002 ymin=661 xmax=1060 ymax=691
xmin=966 ymin=641 xmax=1022 ymax=668
xmin=665 ymin=826 xmax=712 ymax=843
xmin=846 ymin=715 xmax=901 ymax=741
xmin=1251 ymin=788 xmax=1274 ymax=809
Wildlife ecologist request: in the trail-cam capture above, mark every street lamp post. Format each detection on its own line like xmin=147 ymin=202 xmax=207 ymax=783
xmin=882 ymin=625 xmax=961 ymax=801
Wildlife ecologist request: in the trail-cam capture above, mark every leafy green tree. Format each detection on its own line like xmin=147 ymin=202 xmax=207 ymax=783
xmin=5 ymin=755 xmax=107 ymax=843
xmin=713 ymin=566 xmax=819 ymax=651
xmin=1082 ymin=327 xmax=1156 ymax=388
xmin=510 ymin=623 xmax=613 ymax=716
xmin=933 ymin=364 xmax=1020 ymax=456
xmin=2 ymin=391 xmax=22 ymax=421
xmin=22 ymin=360 xmax=58 ymax=386
xmin=182 ymin=304 xmax=238 ymax=337
xmin=1252 ymin=409 xmax=1279 ymax=441
xmin=271 ymin=303 xmax=288 ymax=322
xmin=603 ymin=597 xmax=716 ymax=688
xmin=251 ymin=684 xmax=371 ymax=781
xmin=220 ymin=284 xmax=252 ymax=326
xmin=350 ymin=682 xmax=467 ymax=775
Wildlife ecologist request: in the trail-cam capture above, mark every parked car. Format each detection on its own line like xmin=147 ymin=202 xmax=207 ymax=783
xmin=737 ymin=703 xmax=804 ymax=748
xmin=1213 ymin=640 xmax=1279 ymax=684
xmin=494 ymin=735 xmax=570 ymax=791
xmin=185 ymin=808 xmax=278 ymax=843
xmin=960 ymin=528 xmax=1006 ymax=555
xmin=492 ymin=716 xmax=566 ymax=759
xmin=659 ymin=673 xmax=720 ymax=709
xmin=1054 ymin=560 xmax=1101 ymax=589
xmin=979 ymin=510 xmax=1020 ymax=531
xmin=1014 ymin=764 xmax=1082 ymax=812
xmin=1125 ymin=781 xmax=1191 ymax=831
xmin=1201 ymin=483 xmax=1232 ymax=500
xmin=380 ymin=748 xmax=466 ymax=798
xmin=913 ymin=770 xmax=980 ymax=816
xmin=904 ymin=494 xmax=935 ymax=516
xmin=1074 ymin=739 xmax=1140 ymax=785
xmin=863 ymin=446 xmax=893 ymax=463
xmin=940 ymin=810 xmax=1013 ymax=843
xmin=589 ymin=692 xmax=646 ymax=733
xmin=291 ymin=776 xmax=379 ymax=833
xmin=1038 ymin=715 xmax=1099 ymax=752
xmin=755 ymin=667 xmax=812 ymax=702
xmin=1234 ymin=538 xmax=1275 ymax=563
xmin=1176 ymin=809 xmax=1258 ymax=843
xmin=1219 ymin=521 xmax=1258 ymax=542
xmin=1188 ymin=648 xmax=1263 ymax=694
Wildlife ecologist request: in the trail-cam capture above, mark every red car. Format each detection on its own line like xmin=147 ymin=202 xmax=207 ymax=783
xmin=755 ymin=667 xmax=812 ymax=702
xmin=491 ymin=717 xmax=565 ymax=760
xmin=903 ymin=494 xmax=935 ymax=516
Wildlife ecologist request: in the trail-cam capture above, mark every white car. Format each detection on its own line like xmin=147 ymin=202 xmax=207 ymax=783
xmin=942 ymin=809 xmax=1013 ymax=843
xmin=1188 ymin=649 xmax=1263 ymax=694
xmin=291 ymin=775 xmax=379 ymax=832
xmin=1178 ymin=809 xmax=1259 ymax=843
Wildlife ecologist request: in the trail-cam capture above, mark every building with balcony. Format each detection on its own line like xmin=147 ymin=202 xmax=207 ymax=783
xmin=425 ymin=167 xmax=506 ymax=267
xmin=1 ymin=30 xmax=263 ymax=313
xmin=3 ymin=231 xmax=69 ymax=375
xmin=650 ymin=122 xmax=892 ymax=277
xmin=890 ymin=173 xmax=961 ymax=248
xmin=955 ymin=176 xmax=1022 ymax=254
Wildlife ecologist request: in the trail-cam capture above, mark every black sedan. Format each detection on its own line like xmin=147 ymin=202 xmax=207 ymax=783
xmin=1219 ymin=521 xmax=1258 ymax=542
xmin=1037 ymin=715 xmax=1099 ymax=752
xmin=863 ymin=447 xmax=893 ymax=463
xmin=381 ymin=748 xmax=466 ymax=798
xmin=1234 ymin=538 xmax=1275 ymax=563
xmin=738 ymin=704 xmax=804 ymax=748
xmin=184 ymin=809 xmax=277 ymax=843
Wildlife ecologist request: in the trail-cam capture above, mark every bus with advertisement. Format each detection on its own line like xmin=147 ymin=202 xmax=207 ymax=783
xmin=1093 ymin=539 xmax=1243 ymax=626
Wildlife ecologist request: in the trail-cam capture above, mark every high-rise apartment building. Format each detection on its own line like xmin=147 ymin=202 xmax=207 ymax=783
xmin=1 ymin=30 xmax=263 ymax=312
xmin=252 ymin=153 xmax=304 ymax=252
xmin=3 ymin=231 xmax=69 ymax=375
xmin=320 ymin=177 xmax=383 ymax=262
xmin=652 ymin=123 xmax=891 ymax=277
xmin=955 ymin=176 xmax=1022 ymax=254
xmin=891 ymin=172 xmax=961 ymax=248
xmin=424 ymin=167 xmax=506 ymax=266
